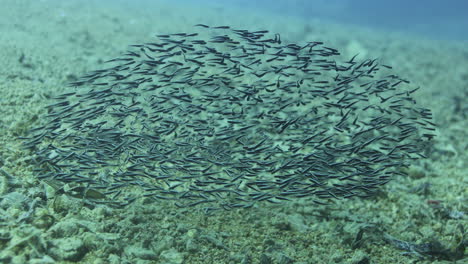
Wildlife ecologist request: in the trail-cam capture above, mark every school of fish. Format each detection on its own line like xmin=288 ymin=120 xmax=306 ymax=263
xmin=23 ymin=25 xmax=436 ymax=211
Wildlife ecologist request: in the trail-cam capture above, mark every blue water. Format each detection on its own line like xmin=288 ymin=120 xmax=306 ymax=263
xmin=185 ymin=0 xmax=468 ymax=41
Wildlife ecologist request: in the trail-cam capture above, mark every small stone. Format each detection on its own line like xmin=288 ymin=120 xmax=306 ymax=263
xmin=185 ymin=239 xmax=199 ymax=253
xmin=278 ymin=254 xmax=294 ymax=264
xmin=259 ymin=253 xmax=272 ymax=264
xmin=49 ymin=220 xmax=80 ymax=238
xmin=125 ymin=245 xmax=157 ymax=260
xmin=287 ymin=213 xmax=309 ymax=233
xmin=29 ymin=255 xmax=55 ymax=264
xmin=49 ymin=237 xmax=88 ymax=261
xmin=159 ymin=248 xmax=184 ymax=264
xmin=107 ymin=254 xmax=121 ymax=264
xmin=186 ymin=228 xmax=197 ymax=238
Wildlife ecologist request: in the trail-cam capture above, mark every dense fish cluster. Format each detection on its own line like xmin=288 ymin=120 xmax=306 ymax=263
xmin=23 ymin=25 xmax=435 ymax=210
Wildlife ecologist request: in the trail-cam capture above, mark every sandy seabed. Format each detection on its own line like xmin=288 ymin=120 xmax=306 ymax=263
xmin=0 ymin=0 xmax=466 ymax=263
